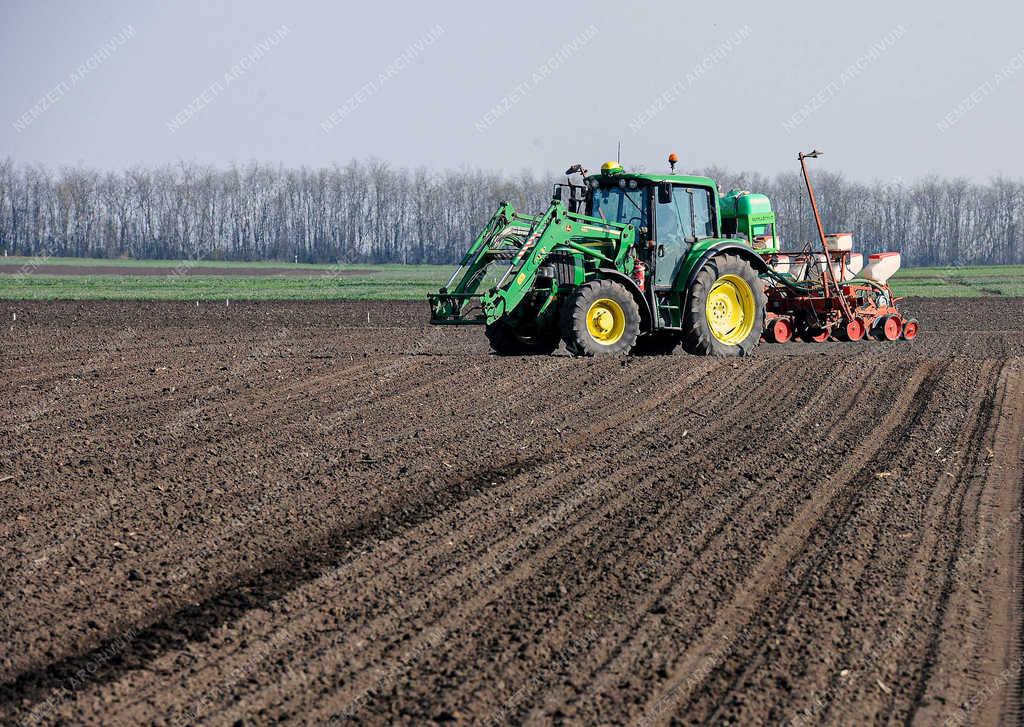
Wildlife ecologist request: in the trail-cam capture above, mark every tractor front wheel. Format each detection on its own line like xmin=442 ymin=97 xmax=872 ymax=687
xmin=561 ymin=279 xmax=641 ymax=356
xmin=682 ymin=253 xmax=766 ymax=356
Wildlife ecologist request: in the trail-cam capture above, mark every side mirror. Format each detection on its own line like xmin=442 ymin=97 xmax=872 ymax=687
xmin=657 ymin=182 xmax=673 ymax=205
xmin=552 ymin=185 xmax=563 ymax=202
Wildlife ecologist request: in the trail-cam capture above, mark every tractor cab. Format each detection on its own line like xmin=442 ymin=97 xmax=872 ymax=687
xmin=576 ymin=162 xmax=723 ymax=289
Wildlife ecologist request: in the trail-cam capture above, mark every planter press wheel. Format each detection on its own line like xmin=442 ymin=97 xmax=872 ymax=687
xmin=802 ymin=326 xmax=832 ymax=343
xmin=874 ymin=315 xmax=902 ymax=342
xmin=838 ymin=317 xmax=866 ymax=342
xmin=765 ymin=318 xmax=793 ymax=344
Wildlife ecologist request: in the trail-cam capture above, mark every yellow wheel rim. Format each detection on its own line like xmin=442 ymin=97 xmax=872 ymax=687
xmin=705 ymin=274 xmax=755 ymax=345
xmin=586 ymin=298 xmax=626 ymax=345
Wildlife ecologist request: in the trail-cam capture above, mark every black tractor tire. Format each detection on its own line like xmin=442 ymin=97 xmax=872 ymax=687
xmin=485 ymin=317 xmax=560 ymax=356
xmin=561 ymin=279 xmax=641 ymax=356
xmin=681 ymin=253 xmax=766 ymax=357
xmin=632 ymin=332 xmax=680 ymax=356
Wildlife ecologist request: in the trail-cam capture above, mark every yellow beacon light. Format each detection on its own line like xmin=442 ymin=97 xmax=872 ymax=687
xmin=600 ymin=161 xmax=623 ymax=175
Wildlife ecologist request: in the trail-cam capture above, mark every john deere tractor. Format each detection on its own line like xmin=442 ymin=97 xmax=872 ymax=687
xmin=428 ymin=157 xmax=776 ymax=356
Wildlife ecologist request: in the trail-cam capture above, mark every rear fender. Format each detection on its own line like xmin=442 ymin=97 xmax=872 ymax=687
xmin=678 ymin=243 xmax=768 ymax=313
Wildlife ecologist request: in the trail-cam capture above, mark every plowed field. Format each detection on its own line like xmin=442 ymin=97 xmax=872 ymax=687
xmin=1 ymin=298 xmax=1021 ymax=725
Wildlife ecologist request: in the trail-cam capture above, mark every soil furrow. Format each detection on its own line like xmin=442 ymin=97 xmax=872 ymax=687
xmin=0 ymin=298 xmax=1019 ymax=726
xmin=116 ymin=362 xmax=761 ymax=723
xmin=641 ymin=359 xmax=950 ymax=725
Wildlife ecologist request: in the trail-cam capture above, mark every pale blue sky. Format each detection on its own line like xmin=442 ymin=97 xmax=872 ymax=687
xmin=1 ymin=0 xmax=1019 ymax=180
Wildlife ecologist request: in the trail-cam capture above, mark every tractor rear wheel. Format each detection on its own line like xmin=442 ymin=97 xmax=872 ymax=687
xmin=682 ymin=253 xmax=766 ymax=356
xmin=561 ymin=279 xmax=640 ymax=356
xmin=485 ymin=318 xmax=559 ymax=355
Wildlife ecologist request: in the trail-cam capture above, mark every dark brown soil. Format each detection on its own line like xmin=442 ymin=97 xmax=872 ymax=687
xmin=0 ymin=264 xmax=369 ymax=277
xmin=1 ymin=297 xmax=1021 ymax=725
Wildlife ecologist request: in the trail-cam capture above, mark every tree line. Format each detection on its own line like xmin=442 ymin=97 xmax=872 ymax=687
xmin=0 ymin=157 xmax=1020 ymax=266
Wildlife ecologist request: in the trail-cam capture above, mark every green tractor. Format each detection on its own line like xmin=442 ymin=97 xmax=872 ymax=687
xmin=428 ymin=156 xmax=778 ymax=356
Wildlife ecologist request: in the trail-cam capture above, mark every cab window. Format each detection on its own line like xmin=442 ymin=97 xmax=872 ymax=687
xmin=655 ymin=187 xmax=692 ymax=247
xmin=691 ymin=187 xmax=714 ymax=238
xmin=589 ymin=185 xmax=649 ymax=228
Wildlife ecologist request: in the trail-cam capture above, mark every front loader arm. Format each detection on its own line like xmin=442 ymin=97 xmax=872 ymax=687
xmin=480 ymin=203 xmax=635 ymax=323
xmin=428 ymin=202 xmax=535 ymax=323
xmin=443 ymin=201 xmax=519 ymax=295
xmin=429 ymin=200 xmax=635 ymax=325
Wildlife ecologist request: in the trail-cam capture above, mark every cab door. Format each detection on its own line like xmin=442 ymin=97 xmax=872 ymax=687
xmin=653 ymin=185 xmax=693 ymax=288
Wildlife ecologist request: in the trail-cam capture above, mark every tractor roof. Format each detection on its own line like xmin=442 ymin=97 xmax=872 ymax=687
xmin=586 ymin=172 xmax=718 ymax=188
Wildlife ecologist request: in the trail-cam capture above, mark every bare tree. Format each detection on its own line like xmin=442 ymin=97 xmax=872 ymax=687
xmin=0 ymin=157 xmax=1019 ymax=266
